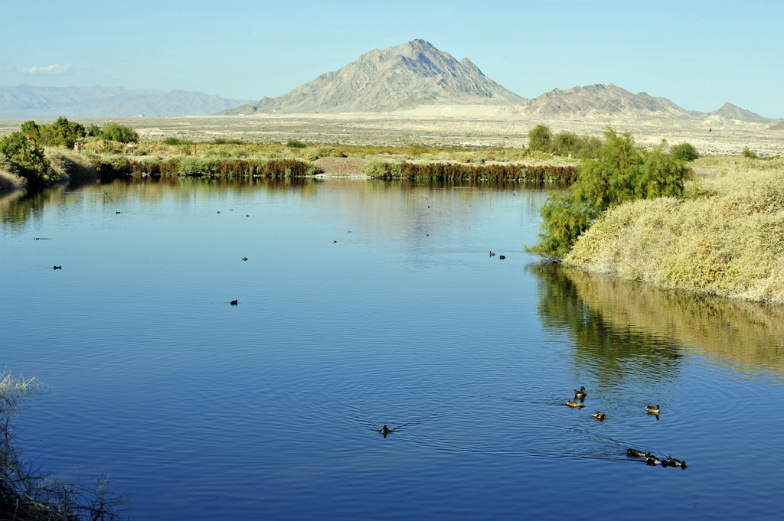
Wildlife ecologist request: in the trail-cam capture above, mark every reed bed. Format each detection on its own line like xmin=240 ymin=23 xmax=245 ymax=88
xmin=94 ymin=157 xmax=322 ymax=179
xmin=363 ymin=161 xmax=578 ymax=184
xmin=564 ymin=157 xmax=784 ymax=305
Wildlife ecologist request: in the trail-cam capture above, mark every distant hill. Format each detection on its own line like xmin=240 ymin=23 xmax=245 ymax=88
xmin=222 ymin=39 xmax=523 ymax=114
xmin=0 ymin=85 xmax=252 ymax=119
xmin=707 ymin=102 xmax=769 ymax=123
xmin=516 ymin=83 xmax=694 ymax=120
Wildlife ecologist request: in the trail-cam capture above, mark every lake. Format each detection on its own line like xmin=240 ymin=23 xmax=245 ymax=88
xmin=1 ymin=177 xmax=783 ymax=520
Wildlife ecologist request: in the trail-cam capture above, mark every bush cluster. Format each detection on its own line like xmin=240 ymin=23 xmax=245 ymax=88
xmin=527 ymin=124 xmax=603 ymax=159
xmin=529 ymin=129 xmax=692 ymax=259
xmin=363 ymin=160 xmax=577 ymax=183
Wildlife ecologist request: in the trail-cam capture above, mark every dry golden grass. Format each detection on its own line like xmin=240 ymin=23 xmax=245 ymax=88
xmin=564 ymin=157 xmax=784 ymax=304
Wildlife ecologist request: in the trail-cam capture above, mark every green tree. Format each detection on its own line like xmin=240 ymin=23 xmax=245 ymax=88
xmin=102 ymin=122 xmax=139 ymax=143
xmin=0 ymin=131 xmax=54 ymax=190
xmin=528 ymin=124 xmax=552 ymax=153
xmin=530 ymin=129 xmax=691 ymax=258
xmin=38 ymin=116 xmax=86 ymax=148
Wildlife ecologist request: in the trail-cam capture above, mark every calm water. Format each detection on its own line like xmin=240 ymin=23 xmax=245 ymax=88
xmin=1 ymin=177 xmax=783 ymax=520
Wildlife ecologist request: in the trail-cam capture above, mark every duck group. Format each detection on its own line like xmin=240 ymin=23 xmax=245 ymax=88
xmin=566 ymin=386 xmax=686 ymax=469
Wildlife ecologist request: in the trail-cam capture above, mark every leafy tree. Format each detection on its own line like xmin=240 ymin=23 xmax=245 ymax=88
xmin=530 ymin=129 xmax=691 ymax=258
xmin=102 ymin=122 xmax=139 ymax=143
xmin=0 ymin=131 xmax=54 ymax=189
xmin=38 ymin=116 xmax=86 ymax=148
xmin=528 ymin=124 xmax=552 ymax=153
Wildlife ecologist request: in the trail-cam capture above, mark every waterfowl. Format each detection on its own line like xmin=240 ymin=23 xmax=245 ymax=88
xmin=662 ymin=457 xmax=687 ymax=470
xmin=574 ymin=386 xmax=587 ymax=401
xmin=626 ymin=449 xmax=651 ymax=458
xmin=332 ymin=240 xmax=337 ymax=244
xmin=646 ymin=405 xmax=660 ymax=415
xmin=380 ymin=425 xmax=392 ymax=437
xmin=53 ymin=265 xmax=62 ymax=270
xmin=242 ymin=257 xmax=248 ymax=261
xmin=489 ymin=251 xmax=496 ymax=257
xmin=592 ymin=411 xmax=606 ymax=421
xmin=230 ymin=300 xmax=238 ymax=306
xmin=499 ymin=255 xmax=506 ymax=260
xmin=565 ymin=400 xmax=584 ymax=408
xmin=645 ymin=455 xmax=661 ymax=466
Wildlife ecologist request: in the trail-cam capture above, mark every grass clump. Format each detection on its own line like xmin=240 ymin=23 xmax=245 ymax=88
xmin=563 ymin=157 xmax=784 ymax=304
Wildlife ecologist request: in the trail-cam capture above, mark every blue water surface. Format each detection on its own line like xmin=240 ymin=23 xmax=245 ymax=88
xmin=1 ymin=177 xmax=782 ymax=520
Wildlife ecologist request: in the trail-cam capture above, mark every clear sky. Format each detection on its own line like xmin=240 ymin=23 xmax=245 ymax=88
xmin=2 ymin=0 xmax=782 ymax=117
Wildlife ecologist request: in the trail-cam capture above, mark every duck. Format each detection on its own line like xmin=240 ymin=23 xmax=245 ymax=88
xmin=662 ymin=457 xmax=687 ymax=470
xmin=646 ymin=405 xmax=660 ymax=415
xmin=242 ymin=257 xmax=248 ymax=261
xmin=574 ymin=386 xmax=587 ymax=401
xmin=626 ymin=449 xmax=651 ymax=458
xmin=230 ymin=300 xmax=238 ymax=306
xmin=565 ymin=400 xmax=584 ymax=408
xmin=53 ymin=265 xmax=62 ymax=270
xmin=592 ymin=411 xmax=606 ymax=421
xmin=380 ymin=425 xmax=392 ymax=437
xmin=499 ymin=255 xmax=506 ymax=260
xmin=645 ymin=455 xmax=661 ymax=466
xmin=489 ymin=251 xmax=496 ymax=257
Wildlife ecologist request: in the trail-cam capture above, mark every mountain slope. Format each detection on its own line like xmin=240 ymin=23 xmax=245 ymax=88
xmin=708 ymin=102 xmax=769 ymax=123
xmin=0 ymin=85 xmax=251 ymax=119
xmin=516 ymin=83 xmax=694 ymax=120
xmin=223 ymin=39 xmax=524 ymax=114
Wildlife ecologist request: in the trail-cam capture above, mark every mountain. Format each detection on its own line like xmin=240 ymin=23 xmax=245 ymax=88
xmin=0 ymin=85 xmax=252 ymax=119
xmin=707 ymin=102 xmax=769 ymax=123
xmin=223 ymin=39 xmax=523 ymax=114
xmin=516 ymin=83 xmax=693 ymax=120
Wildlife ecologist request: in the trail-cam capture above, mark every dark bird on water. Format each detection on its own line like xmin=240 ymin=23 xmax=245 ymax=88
xmin=574 ymin=386 xmax=587 ymax=401
xmin=53 ymin=265 xmax=62 ymax=270
xmin=592 ymin=411 xmax=606 ymax=421
xmin=230 ymin=300 xmax=238 ymax=306
xmin=380 ymin=425 xmax=392 ymax=437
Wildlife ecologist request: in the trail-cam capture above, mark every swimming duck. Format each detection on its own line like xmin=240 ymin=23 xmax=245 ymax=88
xmin=242 ymin=257 xmax=248 ymax=261
xmin=592 ymin=411 xmax=606 ymax=421
xmin=230 ymin=300 xmax=238 ymax=306
xmin=380 ymin=425 xmax=392 ymax=437
xmin=662 ymin=457 xmax=687 ymax=470
xmin=646 ymin=405 xmax=660 ymax=415
xmin=489 ymin=251 xmax=496 ymax=257
xmin=574 ymin=386 xmax=587 ymax=401
xmin=53 ymin=265 xmax=62 ymax=270
xmin=645 ymin=455 xmax=661 ymax=466
xmin=565 ymin=400 xmax=584 ymax=408
xmin=626 ymin=449 xmax=651 ymax=458
xmin=499 ymin=255 xmax=506 ymax=260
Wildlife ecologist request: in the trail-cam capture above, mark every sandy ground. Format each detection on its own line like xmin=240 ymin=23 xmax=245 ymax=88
xmin=1 ymin=106 xmax=781 ymax=156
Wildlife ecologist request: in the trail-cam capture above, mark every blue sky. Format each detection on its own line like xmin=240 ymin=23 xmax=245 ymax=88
xmin=2 ymin=0 xmax=782 ymax=117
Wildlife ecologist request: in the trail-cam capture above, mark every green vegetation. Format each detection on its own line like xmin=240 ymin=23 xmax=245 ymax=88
xmin=743 ymin=147 xmax=759 ymax=159
xmin=363 ymin=160 xmax=577 ymax=183
xmin=563 ymin=156 xmax=784 ymax=304
xmin=285 ymin=139 xmax=307 ymax=148
xmin=670 ymin=142 xmax=699 ymax=162
xmin=527 ymin=124 xmax=602 ymax=159
xmin=1 ymin=371 xmax=123 ymax=520
xmin=529 ymin=129 xmax=692 ymax=258
xmin=0 ymin=128 xmax=57 ymax=190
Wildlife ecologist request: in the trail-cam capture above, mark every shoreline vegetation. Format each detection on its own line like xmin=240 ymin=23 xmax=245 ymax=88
xmin=2 ymin=118 xmax=783 ymax=305
xmin=0 ymin=371 xmax=123 ymax=520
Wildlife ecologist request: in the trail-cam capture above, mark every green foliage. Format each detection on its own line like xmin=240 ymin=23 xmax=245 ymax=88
xmin=285 ymin=139 xmax=306 ymax=148
xmin=742 ymin=147 xmax=758 ymax=159
xmin=530 ymin=129 xmax=691 ymax=258
xmin=528 ymin=124 xmax=552 ymax=152
xmin=671 ymin=142 xmax=699 ymax=162
xmin=0 ymin=130 xmax=54 ymax=190
xmin=102 ymin=122 xmax=139 ymax=143
xmin=163 ymin=137 xmax=191 ymax=145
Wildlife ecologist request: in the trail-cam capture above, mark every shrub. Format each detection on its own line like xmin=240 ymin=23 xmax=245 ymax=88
xmin=528 ymin=124 xmax=552 ymax=153
xmin=0 ymin=131 xmax=55 ymax=190
xmin=102 ymin=123 xmax=139 ymax=144
xmin=529 ymin=129 xmax=691 ymax=258
xmin=743 ymin=147 xmax=759 ymax=159
xmin=671 ymin=142 xmax=700 ymax=162
xmin=285 ymin=139 xmax=306 ymax=148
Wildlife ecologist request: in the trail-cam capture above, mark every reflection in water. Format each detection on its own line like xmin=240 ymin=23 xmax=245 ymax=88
xmin=562 ymin=267 xmax=784 ymax=380
xmin=531 ymin=263 xmax=684 ymax=387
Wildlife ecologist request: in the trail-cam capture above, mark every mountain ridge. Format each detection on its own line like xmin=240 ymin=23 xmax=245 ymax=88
xmin=0 ymin=85 xmax=251 ymax=119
